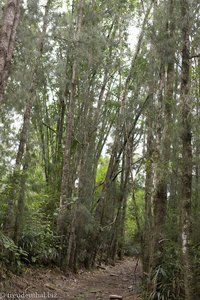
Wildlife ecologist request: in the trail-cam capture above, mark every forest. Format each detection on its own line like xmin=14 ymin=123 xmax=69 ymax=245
xmin=0 ymin=0 xmax=200 ymax=299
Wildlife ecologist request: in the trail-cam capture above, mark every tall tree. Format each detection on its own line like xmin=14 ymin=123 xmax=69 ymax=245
xmin=148 ymin=0 xmax=176 ymax=282
xmin=180 ymin=0 xmax=193 ymax=298
xmin=0 ymin=0 xmax=22 ymax=102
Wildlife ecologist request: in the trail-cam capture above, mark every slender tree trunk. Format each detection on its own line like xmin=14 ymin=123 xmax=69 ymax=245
xmin=13 ymin=144 xmax=30 ymax=245
xmin=149 ymin=58 xmax=166 ymax=271
xmin=148 ymin=1 xmax=175 ymax=286
xmin=108 ymin=144 xmax=130 ymax=261
xmin=58 ymin=2 xmax=83 ymax=269
xmin=143 ymin=98 xmax=154 ymax=274
xmin=117 ymin=142 xmax=133 ymax=260
xmin=0 ymin=0 xmax=22 ymax=102
xmin=59 ymin=5 xmax=82 ymax=207
xmin=54 ymin=94 xmax=66 ymax=189
xmin=180 ymin=1 xmax=193 ymax=299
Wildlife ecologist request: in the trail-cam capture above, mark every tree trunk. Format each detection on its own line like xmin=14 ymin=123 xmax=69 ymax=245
xmin=59 ymin=5 xmax=82 ymax=208
xmin=58 ymin=2 xmax=83 ymax=269
xmin=148 ymin=0 xmax=175 ymax=285
xmin=13 ymin=143 xmax=30 ymax=245
xmin=180 ymin=0 xmax=193 ymax=299
xmin=143 ymin=116 xmax=154 ymax=274
xmin=0 ymin=0 xmax=22 ymax=102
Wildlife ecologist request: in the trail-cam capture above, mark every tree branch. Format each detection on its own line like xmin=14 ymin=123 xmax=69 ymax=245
xmin=189 ymin=54 xmax=200 ymax=59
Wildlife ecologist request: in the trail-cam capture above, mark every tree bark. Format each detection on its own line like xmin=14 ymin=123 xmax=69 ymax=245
xmin=0 ymin=0 xmax=22 ymax=102
xmin=143 ymin=97 xmax=154 ymax=274
xmin=180 ymin=0 xmax=193 ymax=299
xmin=59 ymin=4 xmax=82 ymax=208
xmin=58 ymin=2 xmax=83 ymax=269
xmin=147 ymin=1 xmax=176 ymax=287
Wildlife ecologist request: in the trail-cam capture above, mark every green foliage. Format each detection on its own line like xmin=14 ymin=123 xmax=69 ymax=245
xmin=193 ymin=243 xmax=200 ymax=298
xmin=0 ymin=231 xmax=28 ymax=266
xmin=20 ymin=210 xmax=59 ymax=265
xmin=95 ymin=156 xmax=109 ymax=197
xmin=150 ymin=265 xmax=177 ymax=300
xmin=148 ymin=241 xmax=184 ymax=300
xmin=124 ymin=188 xmax=144 ymax=255
xmin=75 ymin=204 xmax=97 ymax=264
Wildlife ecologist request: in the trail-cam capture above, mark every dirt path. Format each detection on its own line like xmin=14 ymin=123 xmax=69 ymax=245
xmin=1 ymin=258 xmax=141 ymax=300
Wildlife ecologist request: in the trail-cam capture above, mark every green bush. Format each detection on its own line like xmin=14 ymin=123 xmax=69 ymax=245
xmin=19 ymin=211 xmax=60 ymax=265
xmin=0 ymin=231 xmax=28 ymax=267
xmin=149 ymin=241 xmax=184 ymax=300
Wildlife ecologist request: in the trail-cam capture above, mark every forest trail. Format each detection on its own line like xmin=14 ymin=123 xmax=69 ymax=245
xmin=1 ymin=258 xmax=141 ymax=300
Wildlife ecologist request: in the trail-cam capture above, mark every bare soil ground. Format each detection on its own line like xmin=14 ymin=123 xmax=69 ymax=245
xmin=0 ymin=258 xmax=142 ymax=300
